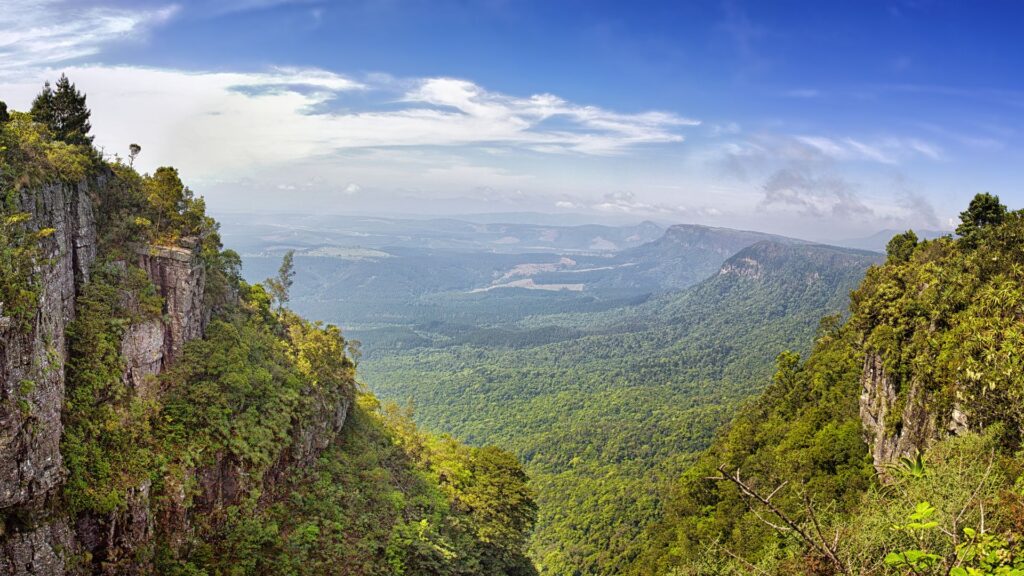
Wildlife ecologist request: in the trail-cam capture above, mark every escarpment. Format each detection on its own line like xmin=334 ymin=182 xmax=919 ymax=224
xmin=1 ymin=179 xmax=96 ymax=511
xmin=135 ymin=241 xmax=208 ymax=367
xmin=0 ymin=173 xmax=354 ymax=575
xmin=1 ymin=177 xmax=97 ymax=576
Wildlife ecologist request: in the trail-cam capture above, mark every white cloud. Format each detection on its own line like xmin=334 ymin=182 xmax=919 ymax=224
xmin=0 ymin=0 xmax=178 ymax=73
xmin=2 ymin=65 xmax=697 ymax=182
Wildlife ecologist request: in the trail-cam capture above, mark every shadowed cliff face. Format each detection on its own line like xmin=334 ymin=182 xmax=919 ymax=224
xmin=1 ymin=178 xmax=98 ymax=576
xmin=0 ymin=179 xmax=96 ymax=512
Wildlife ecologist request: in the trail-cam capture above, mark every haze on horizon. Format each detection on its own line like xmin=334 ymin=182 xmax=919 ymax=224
xmin=3 ymin=0 xmax=1023 ymax=242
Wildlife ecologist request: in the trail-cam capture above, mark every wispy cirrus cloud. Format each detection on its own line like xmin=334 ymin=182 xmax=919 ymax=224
xmin=404 ymin=77 xmax=696 ymax=154
xmin=794 ymin=135 xmax=941 ymax=164
xmin=0 ymin=0 xmax=179 ymax=73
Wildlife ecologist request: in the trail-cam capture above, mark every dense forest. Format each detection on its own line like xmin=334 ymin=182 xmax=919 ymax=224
xmin=0 ymin=80 xmax=536 ymax=575
xmin=362 ymin=241 xmax=880 ymax=574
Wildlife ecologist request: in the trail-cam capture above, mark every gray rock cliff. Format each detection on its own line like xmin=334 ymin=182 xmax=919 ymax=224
xmin=859 ymin=352 xmax=970 ymax=474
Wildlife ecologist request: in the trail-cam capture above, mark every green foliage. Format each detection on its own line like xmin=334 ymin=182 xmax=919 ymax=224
xmin=157 ymin=313 xmax=304 ymax=471
xmin=838 ymin=431 xmax=1024 ymax=575
xmin=0 ymin=109 xmax=95 ymax=185
xmin=629 ymin=197 xmax=1024 ymax=574
xmin=0 ymin=209 xmax=53 ymax=328
xmin=0 ymin=100 xmax=9 ymax=124
xmin=62 ymin=262 xmax=164 ymax=515
xmin=162 ymin=395 xmax=537 ymax=576
xmin=628 ymin=323 xmax=873 ymax=575
xmin=152 ymin=284 xmax=537 ymax=575
xmin=30 ymin=74 xmax=93 ymax=145
xmin=142 ymin=166 xmax=215 ymax=244
xmin=850 ymin=210 xmax=1024 ymax=443
xmin=886 ymin=229 xmax=919 ymax=263
xmin=957 ymin=193 xmax=1007 ymax=244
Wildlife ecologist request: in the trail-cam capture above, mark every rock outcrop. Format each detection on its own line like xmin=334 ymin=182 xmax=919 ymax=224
xmin=136 ymin=238 xmax=208 ymax=367
xmin=119 ymin=320 xmax=164 ymax=399
xmin=859 ymin=352 xmax=969 ymax=473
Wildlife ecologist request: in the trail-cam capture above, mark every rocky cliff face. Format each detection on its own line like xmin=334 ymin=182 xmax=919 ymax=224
xmin=1 ymin=180 xmax=96 ymax=510
xmin=0 ymin=178 xmax=97 ymax=576
xmin=1 ymin=176 xmax=352 ymax=575
xmin=136 ymin=240 xmax=208 ymax=368
xmin=859 ymin=352 xmax=969 ymax=473
xmin=0 ymin=177 xmax=208 ymax=574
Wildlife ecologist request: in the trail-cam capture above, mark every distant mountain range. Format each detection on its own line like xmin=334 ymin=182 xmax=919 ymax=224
xmin=233 ymin=216 xmax=852 ymax=327
xmin=220 ymin=212 xmax=665 ymax=255
xmin=227 ymin=210 xmax=886 ymax=574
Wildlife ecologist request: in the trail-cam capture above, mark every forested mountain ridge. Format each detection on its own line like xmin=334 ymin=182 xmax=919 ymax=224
xmin=627 ymin=195 xmax=1024 ymax=575
xmin=0 ymin=83 xmax=535 ymax=575
xmin=236 ymin=218 xmax=816 ymax=332
xmin=362 ymin=239 xmax=881 ymax=575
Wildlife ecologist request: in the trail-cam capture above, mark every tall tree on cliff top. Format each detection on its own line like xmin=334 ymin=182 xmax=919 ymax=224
xmin=956 ymin=192 xmax=1007 ymax=247
xmin=266 ymin=250 xmax=296 ymax=310
xmin=31 ymin=74 xmax=93 ymax=146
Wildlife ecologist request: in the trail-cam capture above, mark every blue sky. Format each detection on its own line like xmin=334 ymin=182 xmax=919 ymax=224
xmin=2 ymin=0 xmax=1024 ymax=239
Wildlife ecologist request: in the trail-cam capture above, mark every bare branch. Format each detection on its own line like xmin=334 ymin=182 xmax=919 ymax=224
xmin=713 ymin=465 xmax=848 ymax=574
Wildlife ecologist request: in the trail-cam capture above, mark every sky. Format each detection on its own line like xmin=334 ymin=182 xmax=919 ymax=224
xmin=2 ymin=0 xmax=1024 ymax=240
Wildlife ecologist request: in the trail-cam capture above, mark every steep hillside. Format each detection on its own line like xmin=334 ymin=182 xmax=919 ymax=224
xmin=361 ymin=240 xmax=879 ymax=575
xmin=628 ymin=198 xmax=1024 ymax=575
xmin=0 ymin=90 xmax=535 ymax=575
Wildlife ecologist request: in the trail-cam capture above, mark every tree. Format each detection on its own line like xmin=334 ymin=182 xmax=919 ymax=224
xmin=30 ymin=74 xmax=93 ymax=145
xmin=956 ymin=193 xmax=1006 ymax=242
xmin=0 ymin=100 xmax=9 ymax=125
xmin=266 ymin=250 xmax=296 ymax=310
xmin=886 ymin=229 xmax=918 ymax=263
xmin=128 ymin=143 xmax=141 ymax=167
xmin=144 ymin=166 xmax=188 ymax=233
